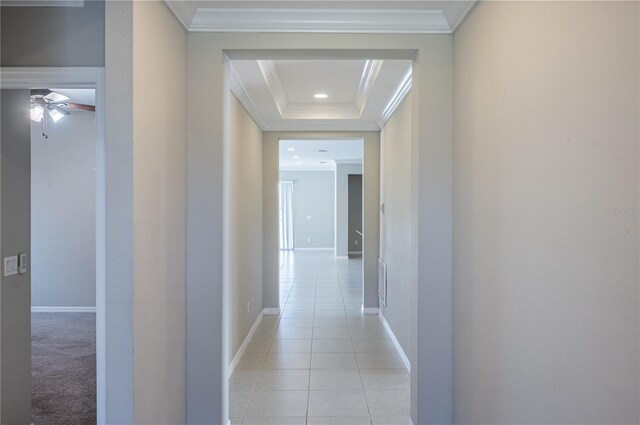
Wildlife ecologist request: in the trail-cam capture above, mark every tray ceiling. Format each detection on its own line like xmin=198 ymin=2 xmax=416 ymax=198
xmin=230 ymin=58 xmax=412 ymax=131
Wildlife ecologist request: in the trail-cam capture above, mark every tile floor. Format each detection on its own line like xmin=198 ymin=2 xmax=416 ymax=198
xmin=229 ymin=250 xmax=410 ymax=425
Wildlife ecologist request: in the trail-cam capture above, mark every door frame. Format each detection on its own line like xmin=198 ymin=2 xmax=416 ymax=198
xmin=0 ymin=67 xmax=107 ymax=423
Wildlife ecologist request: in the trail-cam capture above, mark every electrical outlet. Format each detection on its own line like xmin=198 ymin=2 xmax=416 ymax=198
xmin=355 ymin=240 xmax=358 ymax=245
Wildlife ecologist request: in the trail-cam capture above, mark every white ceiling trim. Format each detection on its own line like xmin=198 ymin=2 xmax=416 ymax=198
xmin=257 ymin=60 xmax=288 ymax=115
xmin=229 ymin=63 xmax=268 ymax=129
xmin=162 ymin=2 xmax=478 ymax=33
xmin=354 ymin=60 xmax=383 ymax=115
xmin=377 ymin=68 xmax=412 ymax=129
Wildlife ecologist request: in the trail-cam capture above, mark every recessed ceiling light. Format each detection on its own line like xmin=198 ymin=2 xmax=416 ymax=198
xmin=314 ymin=93 xmax=328 ymax=99
xmin=287 ymin=148 xmax=295 ymax=151
xmin=292 ymin=155 xmax=299 ymax=159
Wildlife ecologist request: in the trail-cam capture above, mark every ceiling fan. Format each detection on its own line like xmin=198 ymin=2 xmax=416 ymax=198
xmin=30 ymin=89 xmax=95 ymax=139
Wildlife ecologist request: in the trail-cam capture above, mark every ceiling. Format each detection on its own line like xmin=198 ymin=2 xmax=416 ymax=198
xmin=49 ymin=88 xmax=95 ymax=106
xmin=164 ymin=1 xmax=477 ymax=33
xmin=280 ymin=139 xmax=362 ymax=171
xmin=231 ymin=58 xmax=412 ymax=131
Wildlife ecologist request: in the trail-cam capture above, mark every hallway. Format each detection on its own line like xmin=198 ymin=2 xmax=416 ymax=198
xmin=229 ymin=251 xmax=410 ymax=424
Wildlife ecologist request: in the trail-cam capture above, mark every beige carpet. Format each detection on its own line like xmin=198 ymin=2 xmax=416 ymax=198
xmin=31 ymin=312 xmax=96 ymax=425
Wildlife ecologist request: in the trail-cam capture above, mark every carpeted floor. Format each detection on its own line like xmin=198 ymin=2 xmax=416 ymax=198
xmin=31 ymin=312 xmax=96 ymax=425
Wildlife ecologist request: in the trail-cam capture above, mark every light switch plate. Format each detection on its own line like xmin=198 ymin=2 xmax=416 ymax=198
xmin=4 ymin=256 xmax=18 ymax=277
xmin=18 ymin=253 xmax=27 ymax=274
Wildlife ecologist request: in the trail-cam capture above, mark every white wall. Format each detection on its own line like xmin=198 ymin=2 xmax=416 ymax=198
xmin=229 ymin=94 xmax=264 ymax=359
xmin=132 ymin=1 xmax=187 ymax=423
xmin=280 ymin=170 xmax=335 ymax=249
xmin=453 ymin=1 xmax=639 ymax=423
xmin=335 ymin=162 xmax=362 ymax=257
xmin=31 ymin=111 xmax=96 ymax=308
xmin=379 ymin=92 xmax=412 ymax=355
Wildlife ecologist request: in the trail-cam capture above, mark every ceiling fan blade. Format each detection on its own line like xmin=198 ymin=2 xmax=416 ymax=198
xmin=65 ymin=102 xmax=96 ymax=112
xmin=52 ymin=105 xmax=71 ymax=116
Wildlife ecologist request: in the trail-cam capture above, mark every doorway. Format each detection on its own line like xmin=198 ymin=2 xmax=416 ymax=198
xmin=0 ymin=68 xmax=106 ymax=424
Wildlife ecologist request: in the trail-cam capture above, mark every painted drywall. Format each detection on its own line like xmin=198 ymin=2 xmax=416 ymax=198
xmin=0 ymin=0 xmax=105 ymax=67
xmin=348 ymin=174 xmax=363 ymax=253
xmin=132 ymin=1 xmax=187 ymax=423
xmin=0 ymin=89 xmax=32 ymax=424
xmin=104 ymin=2 xmax=135 ymax=420
xmin=190 ymin=35 xmax=450 ymax=425
xmin=335 ymin=162 xmax=362 ymax=257
xmin=229 ymin=94 xmax=264 ymax=360
xmin=280 ymin=170 xmax=335 ymax=249
xmin=31 ymin=111 xmax=96 ymax=308
xmin=379 ymin=92 xmax=412 ymax=356
xmin=453 ymin=2 xmax=639 ymax=423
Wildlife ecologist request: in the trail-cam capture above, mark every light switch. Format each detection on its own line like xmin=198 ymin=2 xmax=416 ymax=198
xmin=306 ymin=215 xmax=312 ymax=220
xmin=4 ymin=256 xmax=18 ymax=277
xmin=18 ymin=253 xmax=27 ymax=274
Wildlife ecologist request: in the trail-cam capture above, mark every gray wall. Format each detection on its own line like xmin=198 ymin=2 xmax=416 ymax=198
xmin=31 ymin=111 xmax=96 ymax=308
xmin=132 ymin=1 xmax=187 ymax=423
xmin=229 ymin=94 xmax=264 ymax=360
xmin=379 ymin=93 xmax=412 ymax=356
xmin=453 ymin=1 xmax=639 ymax=423
xmin=280 ymin=170 xmax=335 ymax=249
xmin=1 ymin=89 xmax=32 ymax=424
xmin=1 ymin=0 xmax=105 ymax=67
xmin=348 ymin=174 xmax=362 ymax=253
xmin=335 ymin=163 xmax=362 ymax=257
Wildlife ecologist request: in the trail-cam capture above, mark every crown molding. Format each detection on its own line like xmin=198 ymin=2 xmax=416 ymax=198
xmin=163 ymin=0 xmax=198 ymax=29
xmin=262 ymin=120 xmax=380 ymax=132
xmin=164 ymin=1 xmax=477 ymax=33
xmin=257 ymin=60 xmax=288 ymax=115
xmin=229 ymin=63 xmax=268 ymax=129
xmin=355 ymin=60 xmax=383 ymax=115
xmin=377 ymin=68 xmax=412 ymax=129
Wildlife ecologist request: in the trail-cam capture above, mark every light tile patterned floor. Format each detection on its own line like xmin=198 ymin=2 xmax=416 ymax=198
xmin=229 ymin=250 xmax=410 ymax=425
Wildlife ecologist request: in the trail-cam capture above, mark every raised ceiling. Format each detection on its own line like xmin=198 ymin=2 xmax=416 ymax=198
xmin=280 ymin=139 xmax=362 ymax=171
xmin=231 ymin=58 xmax=412 ymax=131
xmin=164 ymin=1 xmax=477 ymax=33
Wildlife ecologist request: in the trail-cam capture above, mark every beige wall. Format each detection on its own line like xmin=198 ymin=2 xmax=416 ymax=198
xmin=132 ymin=1 xmax=187 ymax=423
xmin=453 ymin=1 xmax=639 ymax=423
xmin=229 ymin=94 xmax=264 ymax=360
xmin=379 ymin=92 xmax=412 ymax=355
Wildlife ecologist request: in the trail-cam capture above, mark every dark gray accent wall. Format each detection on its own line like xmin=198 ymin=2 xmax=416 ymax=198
xmin=348 ymin=174 xmax=362 ymax=253
xmin=1 ymin=89 xmax=32 ymax=424
xmin=1 ymin=0 xmax=105 ymax=67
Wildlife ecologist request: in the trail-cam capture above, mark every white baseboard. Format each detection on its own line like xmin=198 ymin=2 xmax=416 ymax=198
xmin=229 ymin=309 xmax=265 ymax=375
xmin=31 ymin=306 xmax=96 ymax=313
xmin=379 ymin=309 xmax=411 ymax=373
xmin=361 ymin=306 xmax=379 ymax=315
xmin=263 ymin=307 xmax=280 ymax=315
xmin=335 ymin=255 xmax=349 ymax=259
xmin=294 ymin=247 xmax=334 ymax=251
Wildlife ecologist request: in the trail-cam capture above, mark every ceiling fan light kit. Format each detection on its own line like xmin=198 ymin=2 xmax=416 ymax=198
xmin=29 ymin=89 xmax=95 ymax=139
